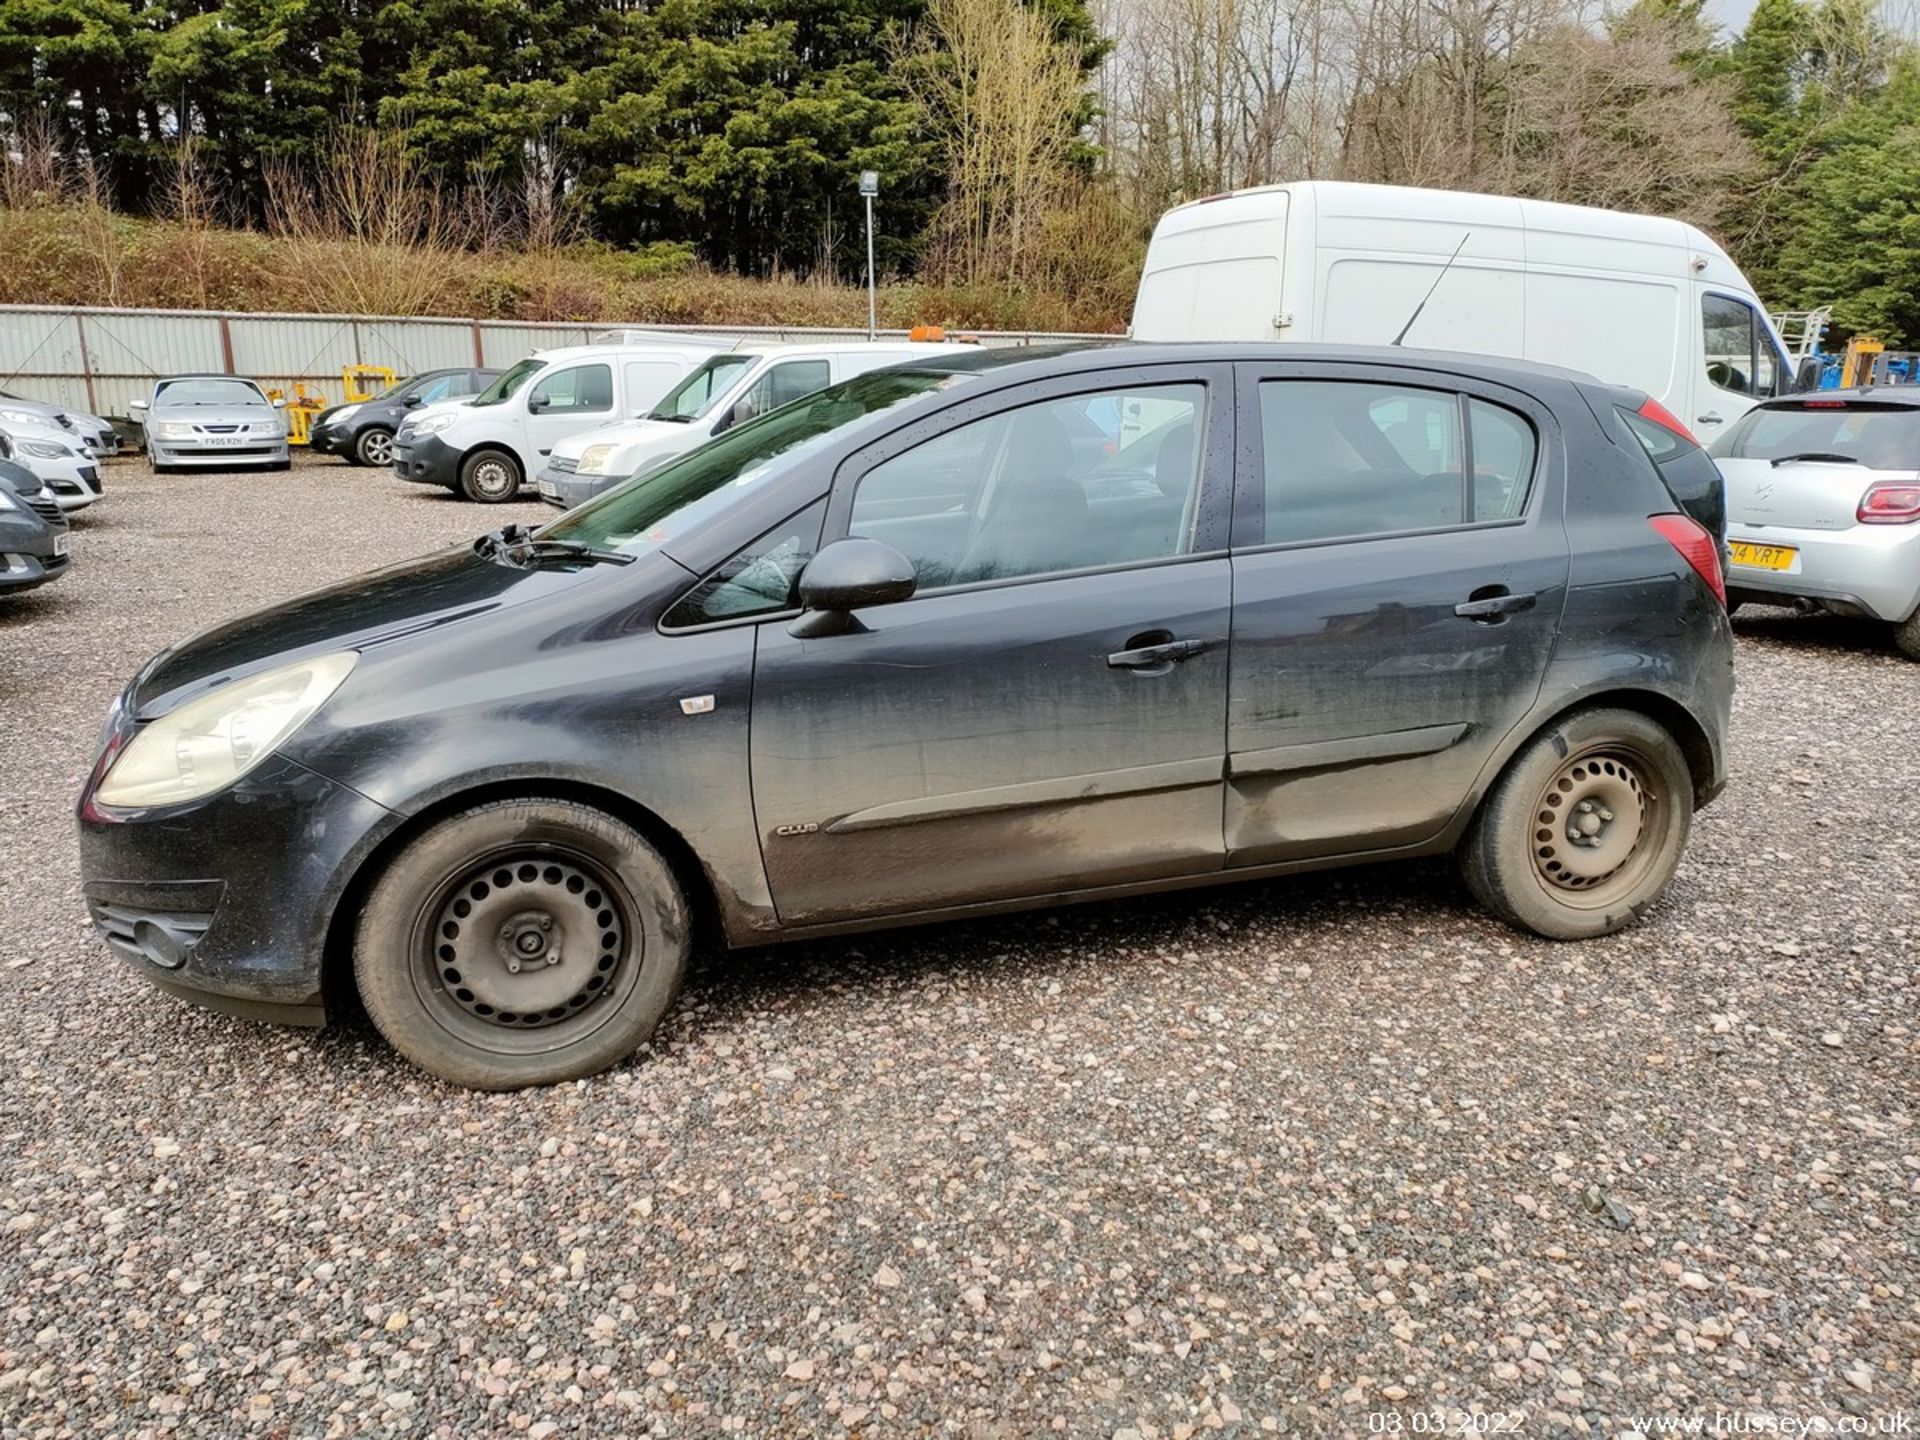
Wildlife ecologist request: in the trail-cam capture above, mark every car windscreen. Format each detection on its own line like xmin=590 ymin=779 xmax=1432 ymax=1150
xmin=1712 ymin=401 xmax=1920 ymax=470
xmin=649 ymin=356 xmax=761 ymax=422
xmin=155 ymin=379 xmax=268 ymax=407
xmin=543 ymin=369 xmax=966 ymax=555
xmin=470 ymin=358 xmax=542 ymax=408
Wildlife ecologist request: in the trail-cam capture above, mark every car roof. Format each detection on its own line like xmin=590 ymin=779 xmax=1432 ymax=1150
xmin=898 ymin=340 xmax=1606 ymax=392
xmin=1760 ymin=385 xmax=1920 ymax=406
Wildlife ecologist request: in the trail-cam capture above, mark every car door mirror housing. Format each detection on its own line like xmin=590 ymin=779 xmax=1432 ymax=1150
xmin=129 ymin=400 xmax=148 ymax=413
xmin=1793 ymin=356 xmax=1824 ymax=393
xmin=403 ymin=393 xmax=424 ymax=408
xmin=789 ymin=538 xmax=917 ymax=638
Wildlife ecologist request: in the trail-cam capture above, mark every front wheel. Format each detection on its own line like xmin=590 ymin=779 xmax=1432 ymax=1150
xmin=459 ymin=448 xmax=522 ymax=503
xmin=1459 ymin=708 xmax=1694 ymax=939
xmin=354 ymin=427 xmax=395 ymax=468
xmin=354 ymin=798 xmax=692 ymax=1089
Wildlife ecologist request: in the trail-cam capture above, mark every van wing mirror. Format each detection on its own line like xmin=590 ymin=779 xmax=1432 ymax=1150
xmin=789 ymin=538 xmax=917 ymax=638
xmin=1793 ymin=356 xmax=1825 ymax=393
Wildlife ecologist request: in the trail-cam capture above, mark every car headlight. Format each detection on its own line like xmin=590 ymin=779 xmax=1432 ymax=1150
xmin=410 ymin=412 xmax=456 ymax=437
xmin=576 ymin=444 xmax=621 ymax=475
xmin=0 ymin=489 xmax=17 ymax=511
xmin=153 ymin=421 xmax=196 ymax=440
xmin=329 ymin=404 xmax=361 ymax=426
xmin=0 ymin=408 xmax=44 ymax=427
xmin=19 ymin=439 xmax=73 ymax=459
xmin=95 ymin=653 xmax=358 ymax=809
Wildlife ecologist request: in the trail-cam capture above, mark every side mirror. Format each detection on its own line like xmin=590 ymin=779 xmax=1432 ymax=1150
xmin=1793 ymin=356 xmax=1824 ymax=393
xmin=128 ymin=400 xmax=148 ymax=413
xmin=403 ymin=393 xmax=424 ymax=408
xmin=527 ymin=395 xmax=548 ymax=415
xmin=271 ymin=396 xmax=287 ymax=409
xmin=789 ymin=538 xmax=917 ymax=638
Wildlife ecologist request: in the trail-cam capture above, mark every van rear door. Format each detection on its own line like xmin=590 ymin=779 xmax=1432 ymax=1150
xmin=1132 ymin=192 xmax=1288 ymax=341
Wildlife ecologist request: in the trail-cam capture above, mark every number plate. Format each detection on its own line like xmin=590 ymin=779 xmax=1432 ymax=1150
xmin=1729 ymin=540 xmax=1797 ymax=571
xmin=53 ymin=532 xmax=70 ymax=557
xmin=194 ymin=436 xmax=253 ymax=448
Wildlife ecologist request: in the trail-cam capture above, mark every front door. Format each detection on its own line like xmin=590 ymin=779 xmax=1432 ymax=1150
xmin=748 ymin=367 xmax=1235 ymax=926
xmin=525 ymin=361 xmax=615 ymax=463
xmin=1225 ymin=363 xmax=1572 ymax=865
xmin=1696 ymin=290 xmax=1784 ymax=439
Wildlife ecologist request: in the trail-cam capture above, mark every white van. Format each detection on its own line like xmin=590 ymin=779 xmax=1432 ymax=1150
xmin=1131 ymin=181 xmax=1794 ymax=439
xmin=390 ymin=339 xmax=723 ymax=502
xmin=533 ymin=340 xmax=973 ymax=508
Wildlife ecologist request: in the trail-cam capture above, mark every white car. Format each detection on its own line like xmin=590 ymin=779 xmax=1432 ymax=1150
xmin=0 ymin=391 xmax=118 ymax=458
xmin=535 ymin=340 xmax=974 ymax=508
xmin=0 ymin=422 xmax=103 ymax=512
xmin=1715 ymin=387 xmax=1920 ymax=658
xmin=390 ymin=339 xmax=725 ymax=502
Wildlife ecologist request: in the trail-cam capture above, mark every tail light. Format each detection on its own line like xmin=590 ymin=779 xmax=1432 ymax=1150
xmin=1636 ymin=397 xmax=1697 ymax=447
xmin=1858 ymin=482 xmax=1920 ymax=524
xmin=1649 ymin=513 xmax=1726 ymax=606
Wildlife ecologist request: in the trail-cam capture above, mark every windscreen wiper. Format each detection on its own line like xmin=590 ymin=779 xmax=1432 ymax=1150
xmin=1770 ymin=452 xmax=1860 ymax=467
xmin=474 ymin=524 xmax=631 ymax=567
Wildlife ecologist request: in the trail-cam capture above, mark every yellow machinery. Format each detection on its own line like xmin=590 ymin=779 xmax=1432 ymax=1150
xmin=1840 ymin=337 xmax=1884 ymax=389
xmin=342 ymin=364 xmax=396 ymax=403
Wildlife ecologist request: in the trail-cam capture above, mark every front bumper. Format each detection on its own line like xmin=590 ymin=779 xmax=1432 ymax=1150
xmin=534 ymin=466 xmax=615 ymax=509
xmin=391 ymin=432 xmax=462 ymax=488
xmin=149 ymin=438 xmax=290 ymax=468
xmin=308 ymin=423 xmax=349 ymax=457
xmin=1726 ymin=520 xmax=1920 ymax=623
xmin=78 ymin=750 xmax=399 ymax=1025
xmin=0 ymin=532 xmax=70 ymax=591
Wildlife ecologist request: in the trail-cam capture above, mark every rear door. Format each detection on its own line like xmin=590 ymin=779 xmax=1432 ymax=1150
xmin=1225 ymin=361 xmax=1572 ymax=865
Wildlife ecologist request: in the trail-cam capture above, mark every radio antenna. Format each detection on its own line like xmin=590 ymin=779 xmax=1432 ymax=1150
xmin=1391 ymin=232 xmax=1472 ymax=347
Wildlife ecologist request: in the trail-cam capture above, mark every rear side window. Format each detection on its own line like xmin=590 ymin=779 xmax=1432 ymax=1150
xmin=1257 ymin=381 xmax=1536 ymax=544
xmin=1619 ymin=407 xmax=1725 ymax=541
xmin=1713 ymin=402 xmax=1920 ymax=469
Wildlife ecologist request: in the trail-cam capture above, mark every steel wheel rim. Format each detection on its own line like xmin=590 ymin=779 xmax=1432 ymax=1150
xmin=1528 ymin=744 xmax=1665 ymax=909
xmin=361 ymin=430 xmax=394 ymax=466
xmin=472 ymin=459 xmax=514 ymax=498
xmin=410 ymin=844 xmax=642 ymax=1055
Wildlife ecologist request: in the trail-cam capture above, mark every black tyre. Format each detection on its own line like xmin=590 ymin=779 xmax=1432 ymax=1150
xmin=1459 ymin=708 xmax=1693 ymax=940
xmin=1894 ymin=610 xmax=1920 ymax=661
xmin=354 ymin=798 xmax=692 ymax=1089
xmin=354 ymin=427 xmax=395 ymax=468
xmin=459 ymin=447 xmax=521 ymax=503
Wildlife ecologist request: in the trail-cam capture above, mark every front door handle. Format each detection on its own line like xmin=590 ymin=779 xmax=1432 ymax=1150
xmin=1696 ymin=412 xmax=1724 ymax=426
xmin=1454 ymin=588 xmax=1536 ymax=623
xmin=1107 ymin=633 xmax=1216 ymax=670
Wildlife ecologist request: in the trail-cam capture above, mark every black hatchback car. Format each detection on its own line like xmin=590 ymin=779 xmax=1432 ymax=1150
xmin=78 ymin=345 xmax=1733 ymax=1088
xmin=0 ymin=447 xmax=72 ymax=594
xmin=308 ymin=368 xmax=499 ymax=467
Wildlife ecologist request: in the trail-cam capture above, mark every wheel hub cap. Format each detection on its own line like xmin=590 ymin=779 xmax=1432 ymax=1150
xmin=1532 ymin=754 xmax=1647 ymax=889
xmin=431 ymin=857 xmax=625 ymax=1027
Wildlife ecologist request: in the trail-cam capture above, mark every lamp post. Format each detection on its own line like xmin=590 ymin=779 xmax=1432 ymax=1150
xmin=858 ymin=170 xmax=879 ymax=340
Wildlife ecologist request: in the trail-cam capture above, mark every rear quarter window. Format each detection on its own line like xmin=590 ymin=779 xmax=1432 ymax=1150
xmin=1618 ymin=407 xmax=1725 ymax=542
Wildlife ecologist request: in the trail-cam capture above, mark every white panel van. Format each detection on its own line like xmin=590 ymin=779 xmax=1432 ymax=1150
xmin=1131 ymin=181 xmax=1793 ymax=439
xmin=390 ymin=339 xmax=725 ymax=502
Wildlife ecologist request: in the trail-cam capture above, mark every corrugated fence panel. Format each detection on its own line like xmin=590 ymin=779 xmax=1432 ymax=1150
xmin=356 ymin=319 xmax=479 ymax=375
xmin=0 ymin=305 xmax=1115 ymax=417
xmin=80 ymin=312 xmax=225 ymax=418
xmin=230 ymin=316 xmax=361 ymax=393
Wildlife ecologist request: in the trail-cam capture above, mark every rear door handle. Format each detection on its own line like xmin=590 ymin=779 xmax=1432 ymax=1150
xmin=1454 ymin=589 xmax=1536 ymax=622
xmin=1696 ymin=412 xmax=1724 ymax=426
xmin=1107 ymin=635 xmax=1216 ymax=669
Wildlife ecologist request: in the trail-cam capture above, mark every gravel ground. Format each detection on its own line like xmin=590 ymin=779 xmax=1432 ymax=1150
xmin=0 ymin=454 xmax=1914 ymax=1438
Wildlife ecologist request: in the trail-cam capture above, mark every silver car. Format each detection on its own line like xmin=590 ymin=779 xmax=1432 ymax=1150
xmin=1715 ymin=388 xmax=1920 ymax=658
xmin=130 ymin=376 xmax=290 ymax=472
xmin=0 ymin=390 xmax=118 ymax=458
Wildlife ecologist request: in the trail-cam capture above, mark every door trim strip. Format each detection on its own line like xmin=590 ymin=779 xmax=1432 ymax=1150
xmin=1228 ymin=722 xmax=1469 ymax=779
xmin=823 ymin=756 xmax=1224 ymax=834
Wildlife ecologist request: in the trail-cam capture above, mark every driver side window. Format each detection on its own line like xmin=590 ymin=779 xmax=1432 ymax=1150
xmin=531 ymin=364 xmax=613 ymax=413
xmin=1703 ymin=295 xmax=1759 ymax=397
xmin=847 ymin=383 xmax=1208 ymax=591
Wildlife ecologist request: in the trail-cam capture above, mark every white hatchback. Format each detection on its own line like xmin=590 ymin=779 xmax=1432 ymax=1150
xmin=1714 ymin=388 xmax=1920 ymax=657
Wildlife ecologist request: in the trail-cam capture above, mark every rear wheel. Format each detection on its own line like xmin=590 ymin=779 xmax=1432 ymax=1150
xmin=354 ymin=798 xmax=692 ymax=1089
xmin=459 ymin=448 xmax=522 ymax=503
xmin=354 ymin=427 xmax=395 ymax=468
xmin=1459 ymin=708 xmax=1693 ymax=939
xmin=1895 ymin=610 xmax=1920 ymax=660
